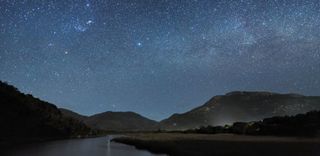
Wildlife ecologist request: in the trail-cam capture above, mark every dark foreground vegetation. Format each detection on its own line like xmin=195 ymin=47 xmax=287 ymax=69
xmin=113 ymin=133 xmax=320 ymax=156
xmin=188 ymin=110 xmax=320 ymax=137
xmin=0 ymin=81 xmax=99 ymax=149
xmin=2 ymin=80 xmax=320 ymax=156
xmin=114 ymin=110 xmax=320 ymax=156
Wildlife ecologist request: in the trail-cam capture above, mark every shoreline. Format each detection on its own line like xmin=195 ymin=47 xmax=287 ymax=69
xmin=112 ymin=133 xmax=320 ymax=156
xmin=0 ymin=134 xmax=107 ymax=153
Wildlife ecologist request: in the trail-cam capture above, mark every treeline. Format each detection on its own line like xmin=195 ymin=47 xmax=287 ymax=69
xmin=0 ymin=81 xmax=98 ymax=141
xmin=185 ymin=110 xmax=320 ymax=137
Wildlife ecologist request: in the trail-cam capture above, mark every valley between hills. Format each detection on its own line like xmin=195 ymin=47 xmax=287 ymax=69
xmin=1 ymin=80 xmax=320 ymax=156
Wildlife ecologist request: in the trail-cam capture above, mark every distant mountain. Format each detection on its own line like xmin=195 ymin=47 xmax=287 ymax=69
xmin=4 ymin=80 xmax=319 ymax=135
xmin=0 ymin=81 xmax=92 ymax=144
xmin=84 ymin=111 xmax=158 ymax=131
xmin=59 ymin=108 xmax=158 ymax=131
xmin=160 ymin=91 xmax=320 ymax=130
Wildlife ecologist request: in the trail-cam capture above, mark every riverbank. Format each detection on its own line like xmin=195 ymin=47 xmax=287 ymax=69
xmin=112 ymin=133 xmax=320 ymax=156
xmin=0 ymin=134 xmax=107 ymax=154
xmin=3 ymin=136 xmax=163 ymax=156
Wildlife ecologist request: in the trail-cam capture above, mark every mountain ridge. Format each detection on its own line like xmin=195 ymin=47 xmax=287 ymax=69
xmin=2 ymin=80 xmax=320 ymax=133
xmin=60 ymin=91 xmax=320 ymax=131
xmin=59 ymin=109 xmax=158 ymax=131
xmin=159 ymin=91 xmax=320 ymax=130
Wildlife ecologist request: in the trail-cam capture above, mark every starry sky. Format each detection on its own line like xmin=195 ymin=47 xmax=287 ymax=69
xmin=1 ymin=0 xmax=320 ymax=120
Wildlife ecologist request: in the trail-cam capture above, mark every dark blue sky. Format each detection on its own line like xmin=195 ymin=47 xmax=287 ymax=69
xmin=1 ymin=0 xmax=320 ymax=120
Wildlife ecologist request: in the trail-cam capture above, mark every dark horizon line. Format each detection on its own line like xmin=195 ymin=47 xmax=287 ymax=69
xmin=2 ymin=80 xmax=319 ymax=121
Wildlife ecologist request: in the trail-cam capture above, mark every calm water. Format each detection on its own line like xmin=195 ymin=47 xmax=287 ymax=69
xmin=5 ymin=136 xmax=166 ymax=156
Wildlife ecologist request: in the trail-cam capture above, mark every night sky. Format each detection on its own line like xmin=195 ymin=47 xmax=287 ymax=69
xmin=1 ymin=0 xmax=320 ymax=120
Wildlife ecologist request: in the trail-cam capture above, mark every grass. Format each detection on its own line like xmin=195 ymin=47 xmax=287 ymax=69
xmin=112 ymin=133 xmax=320 ymax=156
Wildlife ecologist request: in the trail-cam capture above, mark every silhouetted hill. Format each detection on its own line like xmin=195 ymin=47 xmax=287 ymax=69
xmin=253 ymin=110 xmax=320 ymax=136
xmin=59 ymin=108 xmax=88 ymax=121
xmin=59 ymin=108 xmax=158 ymax=131
xmin=0 ymin=81 xmax=92 ymax=146
xmin=85 ymin=111 xmax=158 ymax=131
xmin=160 ymin=91 xmax=320 ymax=130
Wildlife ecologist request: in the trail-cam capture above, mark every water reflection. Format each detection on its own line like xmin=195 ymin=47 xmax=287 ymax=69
xmin=5 ymin=136 xmax=166 ymax=156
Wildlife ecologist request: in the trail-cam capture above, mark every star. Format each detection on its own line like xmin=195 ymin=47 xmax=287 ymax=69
xmin=0 ymin=0 xmax=319 ymax=121
xmin=86 ymin=20 xmax=93 ymax=25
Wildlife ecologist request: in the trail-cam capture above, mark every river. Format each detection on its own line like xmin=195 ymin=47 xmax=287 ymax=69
xmin=4 ymin=136 xmax=166 ymax=156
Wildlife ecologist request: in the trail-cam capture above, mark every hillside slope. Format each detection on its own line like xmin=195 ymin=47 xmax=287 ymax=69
xmin=0 ymin=81 xmax=92 ymax=143
xmin=160 ymin=91 xmax=320 ymax=130
xmin=85 ymin=111 xmax=158 ymax=131
xmin=59 ymin=108 xmax=88 ymax=121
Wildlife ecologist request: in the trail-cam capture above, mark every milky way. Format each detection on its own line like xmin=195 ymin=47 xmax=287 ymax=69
xmin=0 ymin=0 xmax=320 ymax=120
